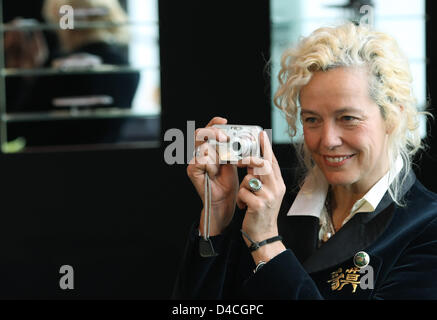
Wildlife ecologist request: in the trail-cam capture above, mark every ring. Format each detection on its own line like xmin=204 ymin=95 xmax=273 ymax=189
xmin=248 ymin=178 xmax=262 ymax=192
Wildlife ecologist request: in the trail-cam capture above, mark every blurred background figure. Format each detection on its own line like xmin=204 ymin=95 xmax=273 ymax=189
xmin=7 ymin=0 xmax=140 ymax=113
xmin=5 ymin=0 xmax=142 ymax=146
xmin=41 ymin=0 xmax=139 ymax=112
xmin=42 ymin=0 xmax=131 ymax=66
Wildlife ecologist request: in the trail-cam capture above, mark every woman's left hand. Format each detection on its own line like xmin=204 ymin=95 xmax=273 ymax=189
xmin=237 ymin=131 xmax=286 ymax=245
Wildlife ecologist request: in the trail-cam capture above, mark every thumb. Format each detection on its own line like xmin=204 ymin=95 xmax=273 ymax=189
xmin=236 ymin=193 xmax=247 ymax=210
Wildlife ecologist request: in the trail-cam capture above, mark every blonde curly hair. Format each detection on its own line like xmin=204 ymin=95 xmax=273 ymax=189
xmin=274 ymin=23 xmax=428 ymax=205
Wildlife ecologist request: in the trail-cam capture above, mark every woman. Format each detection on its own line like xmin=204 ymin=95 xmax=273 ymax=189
xmin=173 ymin=23 xmax=437 ymax=299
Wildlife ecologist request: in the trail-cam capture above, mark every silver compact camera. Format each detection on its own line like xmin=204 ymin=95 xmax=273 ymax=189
xmin=210 ymin=124 xmax=263 ymax=163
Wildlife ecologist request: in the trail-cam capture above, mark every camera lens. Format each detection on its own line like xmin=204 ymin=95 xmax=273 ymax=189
xmin=237 ymin=138 xmax=253 ymax=157
xmin=232 ymin=141 xmax=242 ymax=155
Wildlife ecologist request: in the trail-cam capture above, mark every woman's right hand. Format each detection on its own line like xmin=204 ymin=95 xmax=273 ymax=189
xmin=187 ymin=117 xmax=239 ymax=236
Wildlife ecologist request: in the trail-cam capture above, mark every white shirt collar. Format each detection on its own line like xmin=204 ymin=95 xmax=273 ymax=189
xmin=287 ymin=156 xmax=404 ymax=219
xmin=356 ymin=156 xmax=403 ymax=214
xmin=287 ymin=165 xmax=328 ymax=218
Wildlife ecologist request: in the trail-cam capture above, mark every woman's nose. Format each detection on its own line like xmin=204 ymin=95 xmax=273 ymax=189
xmin=321 ymin=122 xmax=342 ymax=150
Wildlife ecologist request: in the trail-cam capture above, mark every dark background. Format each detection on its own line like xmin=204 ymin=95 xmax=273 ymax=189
xmin=0 ymin=0 xmax=435 ymax=299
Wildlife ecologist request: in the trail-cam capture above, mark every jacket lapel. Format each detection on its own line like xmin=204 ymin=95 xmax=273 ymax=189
xmin=280 ymin=169 xmax=416 ymax=274
xmin=302 ymin=203 xmax=394 ymax=273
xmin=278 ymin=168 xmax=320 ymax=263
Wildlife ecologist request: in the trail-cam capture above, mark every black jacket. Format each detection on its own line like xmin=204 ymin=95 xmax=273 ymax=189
xmin=173 ymin=169 xmax=437 ymax=299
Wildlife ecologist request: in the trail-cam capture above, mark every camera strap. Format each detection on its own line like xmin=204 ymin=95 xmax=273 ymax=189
xmin=199 ymin=173 xmax=219 ymax=257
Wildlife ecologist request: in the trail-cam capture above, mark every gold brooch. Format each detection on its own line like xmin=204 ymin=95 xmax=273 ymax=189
xmin=327 ymin=267 xmax=361 ymax=293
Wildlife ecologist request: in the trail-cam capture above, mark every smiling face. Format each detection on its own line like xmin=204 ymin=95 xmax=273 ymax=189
xmin=299 ymin=67 xmax=390 ymax=193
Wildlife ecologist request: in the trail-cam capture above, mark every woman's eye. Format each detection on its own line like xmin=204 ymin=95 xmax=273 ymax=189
xmin=341 ymin=115 xmax=357 ymax=122
xmin=304 ymin=117 xmax=318 ymax=124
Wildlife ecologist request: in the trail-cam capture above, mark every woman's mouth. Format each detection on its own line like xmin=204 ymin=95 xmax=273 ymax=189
xmin=323 ymin=154 xmax=355 ymax=166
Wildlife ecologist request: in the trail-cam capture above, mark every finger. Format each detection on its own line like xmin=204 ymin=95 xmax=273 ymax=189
xmin=194 ymin=127 xmax=229 ymax=149
xmin=237 ymin=157 xmax=273 ymax=180
xmin=237 ymin=156 xmax=265 ymax=168
xmin=260 ymin=131 xmax=272 ymax=161
xmin=237 ymin=187 xmax=261 ymax=211
xmin=193 ymin=117 xmax=229 ymax=161
xmin=206 ymin=117 xmax=227 ymax=127
xmin=247 ymin=166 xmax=254 ymax=176
xmin=236 ymin=196 xmax=246 ymax=210
xmin=241 ymin=174 xmax=267 ymax=195
xmin=237 ymin=157 xmax=260 ymax=177
xmin=191 ymin=142 xmax=219 ymax=165
xmin=189 ymin=152 xmax=220 ymax=179
xmin=204 ymin=161 xmax=220 ymax=179
xmin=259 ymin=131 xmax=281 ymax=177
xmin=197 ymin=141 xmax=211 ymax=157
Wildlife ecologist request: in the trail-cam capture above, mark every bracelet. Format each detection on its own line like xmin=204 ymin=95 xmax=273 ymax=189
xmin=254 ymin=261 xmax=267 ymax=274
xmin=241 ymin=229 xmax=283 ymax=252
